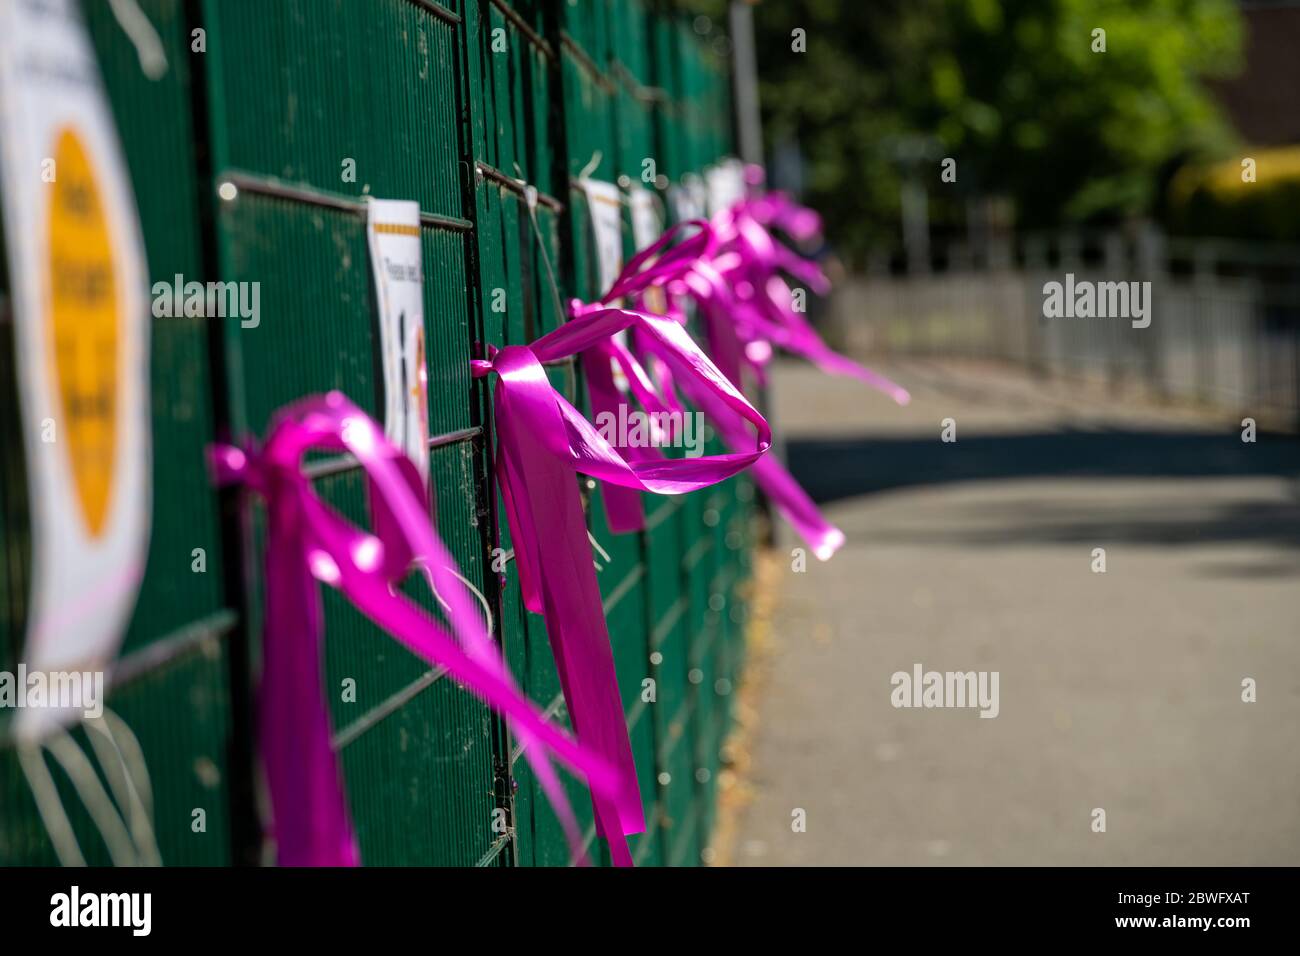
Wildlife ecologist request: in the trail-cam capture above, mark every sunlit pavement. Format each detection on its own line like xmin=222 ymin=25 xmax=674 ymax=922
xmin=732 ymin=358 xmax=1300 ymax=866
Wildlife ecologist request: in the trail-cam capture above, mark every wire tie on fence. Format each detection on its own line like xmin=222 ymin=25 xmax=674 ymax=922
xmin=515 ymin=162 xmax=568 ymax=326
xmin=577 ymin=151 xmax=603 ymax=182
xmin=42 ymin=729 xmax=139 ymax=866
xmin=17 ymin=743 xmax=86 ymax=867
xmin=84 ymin=709 xmax=162 ymax=866
xmin=421 ymin=562 xmax=496 ymax=643
xmin=107 ymin=0 xmax=169 ymax=80
xmin=588 ymin=530 xmax=612 ymax=568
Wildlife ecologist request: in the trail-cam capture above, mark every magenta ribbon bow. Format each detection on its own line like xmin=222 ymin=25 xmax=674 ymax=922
xmin=567 ymin=210 xmax=849 ymax=558
xmin=566 ymin=212 xmax=865 ymax=560
xmin=710 ymin=186 xmax=911 ymax=405
xmin=626 ymin=174 xmax=912 ymax=560
xmin=575 ymin=220 xmax=720 ymax=533
xmin=472 ymin=302 xmax=770 ymax=865
xmin=211 ymin=393 xmax=622 ymax=866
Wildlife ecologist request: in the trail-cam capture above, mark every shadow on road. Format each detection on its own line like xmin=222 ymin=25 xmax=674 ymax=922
xmin=790 ymin=428 xmax=1300 ymax=499
xmin=787 ymin=428 xmax=1300 ymax=554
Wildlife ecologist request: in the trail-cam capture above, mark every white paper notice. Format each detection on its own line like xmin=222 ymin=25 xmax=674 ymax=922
xmin=366 ymin=199 xmax=430 ymax=485
xmin=0 ymin=0 xmax=152 ymax=737
xmin=629 ymin=187 xmax=661 ymax=252
xmin=670 ymin=172 xmax=708 ymax=225
xmin=706 ymin=159 xmax=747 ymax=217
xmin=580 ymin=178 xmax=626 ymax=297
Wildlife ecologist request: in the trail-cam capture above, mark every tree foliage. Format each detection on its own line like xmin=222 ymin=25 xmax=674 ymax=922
xmin=749 ymin=0 xmax=1243 ymax=262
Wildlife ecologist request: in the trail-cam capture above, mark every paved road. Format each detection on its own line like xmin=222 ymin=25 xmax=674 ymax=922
xmin=730 ymin=358 xmax=1300 ymax=866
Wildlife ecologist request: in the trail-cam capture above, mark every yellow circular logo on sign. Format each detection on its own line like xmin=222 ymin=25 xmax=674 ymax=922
xmin=48 ymin=128 xmax=118 ymax=538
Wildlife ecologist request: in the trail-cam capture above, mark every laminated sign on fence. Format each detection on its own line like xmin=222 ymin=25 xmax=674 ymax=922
xmin=0 ymin=0 xmax=150 ymax=736
xmin=366 ymin=198 xmax=430 ymax=484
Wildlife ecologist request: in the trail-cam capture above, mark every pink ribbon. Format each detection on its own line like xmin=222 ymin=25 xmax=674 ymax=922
xmin=471 ymin=302 xmax=770 ymax=865
xmin=630 ymin=175 xmax=910 ymax=560
xmin=577 ymin=220 xmax=719 ymax=533
xmin=564 ymin=210 xmax=866 ymax=560
xmin=211 ymin=393 xmax=621 ymax=866
xmin=707 ymin=187 xmax=911 ymax=406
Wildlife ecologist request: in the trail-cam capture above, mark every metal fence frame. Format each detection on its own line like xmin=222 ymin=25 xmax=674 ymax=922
xmin=831 ymin=229 xmax=1300 ymax=428
xmin=0 ymin=0 xmax=753 ymax=868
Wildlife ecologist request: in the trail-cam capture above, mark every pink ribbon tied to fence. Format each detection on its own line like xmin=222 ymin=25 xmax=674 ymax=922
xmin=709 ymin=177 xmax=911 ymax=406
xmin=620 ymin=173 xmax=912 ymax=561
xmin=211 ymin=392 xmax=622 ymax=866
xmin=576 ymin=208 xmax=850 ymax=560
xmin=575 ymin=219 xmax=720 ymax=533
xmin=559 ymin=212 xmax=864 ymax=561
xmin=471 ymin=296 xmax=771 ymax=865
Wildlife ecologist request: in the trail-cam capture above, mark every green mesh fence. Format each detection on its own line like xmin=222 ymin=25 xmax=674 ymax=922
xmin=0 ymin=0 xmax=752 ymax=868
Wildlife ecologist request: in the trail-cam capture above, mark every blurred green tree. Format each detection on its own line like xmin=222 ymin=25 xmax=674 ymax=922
xmin=736 ymin=0 xmax=1243 ymax=263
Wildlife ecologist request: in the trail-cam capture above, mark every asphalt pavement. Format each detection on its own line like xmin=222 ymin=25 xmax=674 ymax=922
xmin=728 ymin=358 xmax=1300 ymax=865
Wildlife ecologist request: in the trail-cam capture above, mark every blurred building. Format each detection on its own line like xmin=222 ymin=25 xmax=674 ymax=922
xmin=1210 ymin=2 xmax=1300 ymax=146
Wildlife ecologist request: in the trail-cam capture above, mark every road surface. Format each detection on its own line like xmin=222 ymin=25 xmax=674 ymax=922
xmin=727 ymin=358 xmax=1300 ymax=866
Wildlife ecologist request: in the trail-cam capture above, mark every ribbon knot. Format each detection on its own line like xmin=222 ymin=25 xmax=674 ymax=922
xmin=474 ymin=297 xmax=771 ymax=864
xmin=213 ymin=392 xmax=620 ymax=866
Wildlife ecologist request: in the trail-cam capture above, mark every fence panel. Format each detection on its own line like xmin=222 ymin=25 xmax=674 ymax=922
xmin=0 ymin=0 xmax=753 ymax=868
xmin=203 ymin=0 xmax=499 ymax=866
